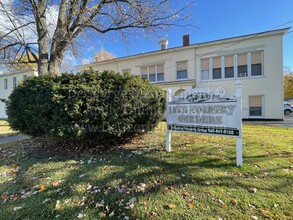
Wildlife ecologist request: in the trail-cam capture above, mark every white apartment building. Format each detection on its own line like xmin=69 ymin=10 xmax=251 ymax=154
xmin=0 ymin=68 xmax=38 ymax=118
xmin=77 ymin=28 xmax=289 ymax=120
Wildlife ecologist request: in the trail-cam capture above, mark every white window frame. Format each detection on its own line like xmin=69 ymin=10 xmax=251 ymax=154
xmin=248 ymin=95 xmax=264 ymax=118
xmin=200 ymin=50 xmax=264 ymax=82
xmin=140 ymin=64 xmax=164 ymax=83
xmin=176 ymin=60 xmax=188 ymax=80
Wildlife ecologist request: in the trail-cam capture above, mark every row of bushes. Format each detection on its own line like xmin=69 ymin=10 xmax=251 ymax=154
xmin=7 ymin=70 xmax=166 ymax=145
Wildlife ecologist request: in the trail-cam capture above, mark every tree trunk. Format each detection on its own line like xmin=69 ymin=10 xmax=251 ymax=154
xmin=33 ymin=0 xmax=49 ymax=75
xmin=48 ymin=53 xmax=63 ymax=74
xmin=38 ymin=34 xmax=49 ymax=75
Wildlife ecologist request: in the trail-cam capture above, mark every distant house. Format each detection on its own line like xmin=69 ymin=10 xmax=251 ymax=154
xmin=0 ymin=68 xmax=38 ymax=118
xmin=77 ymin=28 xmax=289 ymax=120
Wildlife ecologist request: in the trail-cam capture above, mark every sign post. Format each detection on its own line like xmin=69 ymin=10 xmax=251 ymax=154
xmin=166 ymin=89 xmax=172 ymax=152
xmin=166 ymin=83 xmax=243 ymax=167
xmin=236 ymin=80 xmax=243 ymax=166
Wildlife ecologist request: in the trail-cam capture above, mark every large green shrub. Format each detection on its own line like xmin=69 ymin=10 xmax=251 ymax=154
xmin=7 ymin=70 xmax=166 ymax=144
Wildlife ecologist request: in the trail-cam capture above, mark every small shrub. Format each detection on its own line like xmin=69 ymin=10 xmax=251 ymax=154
xmin=6 ymin=70 xmax=166 ymax=145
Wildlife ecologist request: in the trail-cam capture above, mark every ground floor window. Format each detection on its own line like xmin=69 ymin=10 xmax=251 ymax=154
xmin=249 ymin=96 xmax=263 ymax=117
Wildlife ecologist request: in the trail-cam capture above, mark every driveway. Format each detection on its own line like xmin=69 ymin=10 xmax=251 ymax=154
xmin=244 ymin=114 xmax=293 ymax=128
xmin=0 ymin=134 xmax=30 ymax=145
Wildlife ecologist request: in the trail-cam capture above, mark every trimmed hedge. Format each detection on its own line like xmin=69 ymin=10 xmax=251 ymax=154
xmin=6 ymin=70 xmax=166 ymax=144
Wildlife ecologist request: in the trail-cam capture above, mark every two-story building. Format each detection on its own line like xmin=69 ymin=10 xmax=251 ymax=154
xmin=0 ymin=68 xmax=38 ymax=118
xmin=77 ymin=28 xmax=289 ymax=120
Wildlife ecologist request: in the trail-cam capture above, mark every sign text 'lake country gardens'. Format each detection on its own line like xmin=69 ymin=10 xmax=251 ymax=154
xmin=166 ymin=88 xmax=242 ymax=137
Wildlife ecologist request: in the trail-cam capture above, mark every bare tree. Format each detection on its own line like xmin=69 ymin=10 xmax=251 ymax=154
xmin=0 ymin=0 xmax=191 ymax=75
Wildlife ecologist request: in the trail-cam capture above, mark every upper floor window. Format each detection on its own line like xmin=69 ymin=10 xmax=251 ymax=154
xmin=237 ymin=53 xmax=248 ymax=77
xmin=251 ymin=51 xmax=262 ymax=76
xmin=23 ymin=75 xmax=28 ymax=80
xmin=201 ymin=58 xmax=210 ymax=80
xmin=176 ymin=61 xmax=188 ymax=80
xmin=212 ymin=57 xmax=221 ymax=79
xmin=13 ymin=77 xmax=17 ymax=88
xmin=140 ymin=64 xmax=164 ymax=82
xmin=200 ymin=51 xmax=263 ymax=81
xmin=225 ymin=55 xmax=234 ymax=78
xmin=4 ymin=79 xmax=8 ymax=90
xmin=141 ymin=66 xmax=148 ymax=79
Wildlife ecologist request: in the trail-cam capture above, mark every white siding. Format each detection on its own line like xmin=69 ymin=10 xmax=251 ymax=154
xmin=0 ymin=69 xmax=38 ymax=118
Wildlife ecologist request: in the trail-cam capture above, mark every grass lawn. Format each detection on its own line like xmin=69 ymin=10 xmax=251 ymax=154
xmin=0 ymin=123 xmax=292 ymax=219
xmin=0 ymin=120 xmax=18 ymax=136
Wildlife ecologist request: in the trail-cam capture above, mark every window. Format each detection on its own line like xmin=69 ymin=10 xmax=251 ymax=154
xmin=237 ymin=54 xmax=247 ymax=77
xmin=122 ymin=69 xmax=131 ymax=74
xmin=249 ymin=96 xmax=263 ymax=117
xmin=141 ymin=66 xmax=148 ymax=79
xmin=201 ymin=58 xmax=210 ymax=80
xmin=176 ymin=61 xmax=188 ymax=80
xmin=4 ymin=79 xmax=8 ymax=90
xmin=201 ymin=51 xmax=263 ymax=81
xmin=149 ymin=65 xmax=156 ymax=82
xmin=212 ymin=57 xmax=222 ymax=79
xmin=157 ymin=64 xmax=164 ymax=81
xmin=23 ymin=75 xmax=28 ymax=80
xmin=251 ymin=51 xmax=262 ymax=76
xmin=140 ymin=64 xmax=164 ymax=82
xmin=13 ymin=77 xmax=17 ymax=88
xmin=225 ymin=55 xmax=234 ymax=78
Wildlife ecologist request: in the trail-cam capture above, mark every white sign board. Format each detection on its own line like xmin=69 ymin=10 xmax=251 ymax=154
xmin=167 ymin=88 xmax=241 ymax=137
xmin=166 ymin=84 xmax=243 ymax=166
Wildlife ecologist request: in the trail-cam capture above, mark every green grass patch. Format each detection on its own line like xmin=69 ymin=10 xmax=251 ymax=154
xmin=0 ymin=123 xmax=292 ymax=219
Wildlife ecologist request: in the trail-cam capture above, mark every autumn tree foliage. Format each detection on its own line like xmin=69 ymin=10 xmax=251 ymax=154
xmin=284 ymin=73 xmax=293 ymax=99
xmin=0 ymin=0 xmax=191 ymax=75
xmin=94 ymin=48 xmax=116 ymax=62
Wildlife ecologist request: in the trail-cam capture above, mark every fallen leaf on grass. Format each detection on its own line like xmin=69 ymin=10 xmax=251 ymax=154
xmin=259 ymin=208 xmax=274 ymax=218
xmin=181 ymin=191 xmax=190 ymax=199
xmin=187 ymin=203 xmax=194 ymax=209
xmin=39 ymin=185 xmax=46 ymax=192
xmin=13 ymin=207 xmax=22 ymax=211
xmin=52 ymin=181 xmax=62 ymax=187
xmin=167 ymin=203 xmax=176 ymax=209
xmin=231 ymin=199 xmax=237 ymax=206
xmin=248 ymin=188 xmax=257 ymax=193
xmin=99 ymin=212 xmax=106 ymax=218
xmin=77 ymin=213 xmax=84 ymax=219
xmin=55 ymin=200 xmax=61 ymax=210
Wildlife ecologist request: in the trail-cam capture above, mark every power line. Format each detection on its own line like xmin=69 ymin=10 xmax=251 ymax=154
xmin=161 ymin=20 xmax=293 ymax=73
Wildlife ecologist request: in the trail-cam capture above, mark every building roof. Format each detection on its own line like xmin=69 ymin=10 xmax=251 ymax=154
xmin=76 ymin=27 xmax=290 ymax=69
xmin=0 ymin=68 xmax=38 ymax=77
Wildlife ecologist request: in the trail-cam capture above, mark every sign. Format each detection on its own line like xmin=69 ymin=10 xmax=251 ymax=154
xmin=166 ymin=83 xmax=243 ymax=166
xmin=167 ymin=88 xmax=241 ymax=137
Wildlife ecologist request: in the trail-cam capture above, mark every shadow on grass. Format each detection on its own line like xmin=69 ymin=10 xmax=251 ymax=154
xmin=0 ymin=138 xmax=292 ymax=219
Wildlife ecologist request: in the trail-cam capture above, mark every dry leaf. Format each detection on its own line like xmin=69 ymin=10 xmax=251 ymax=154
xmin=248 ymin=188 xmax=257 ymax=193
xmin=187 ymin=203 xmax=194 ymax=209
xmin=182 ymin=192 xmax=190 ymax=199
xmin=98 ymin=212 xmax=106 ymax=218
xmin=168 ymin=204 xmax=176 ymax=209
xmin=231 ymin=199 xmax=237 ymax=206
xmin=55 ymin=200 xmax=61 ymax=210
xmin=77 ymin=213 xmax=84 ymax=219
xmin=53 ymin=181 xmax=62 ymax=187
xmin=39 ymin=185 xmax=46 ymax=192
